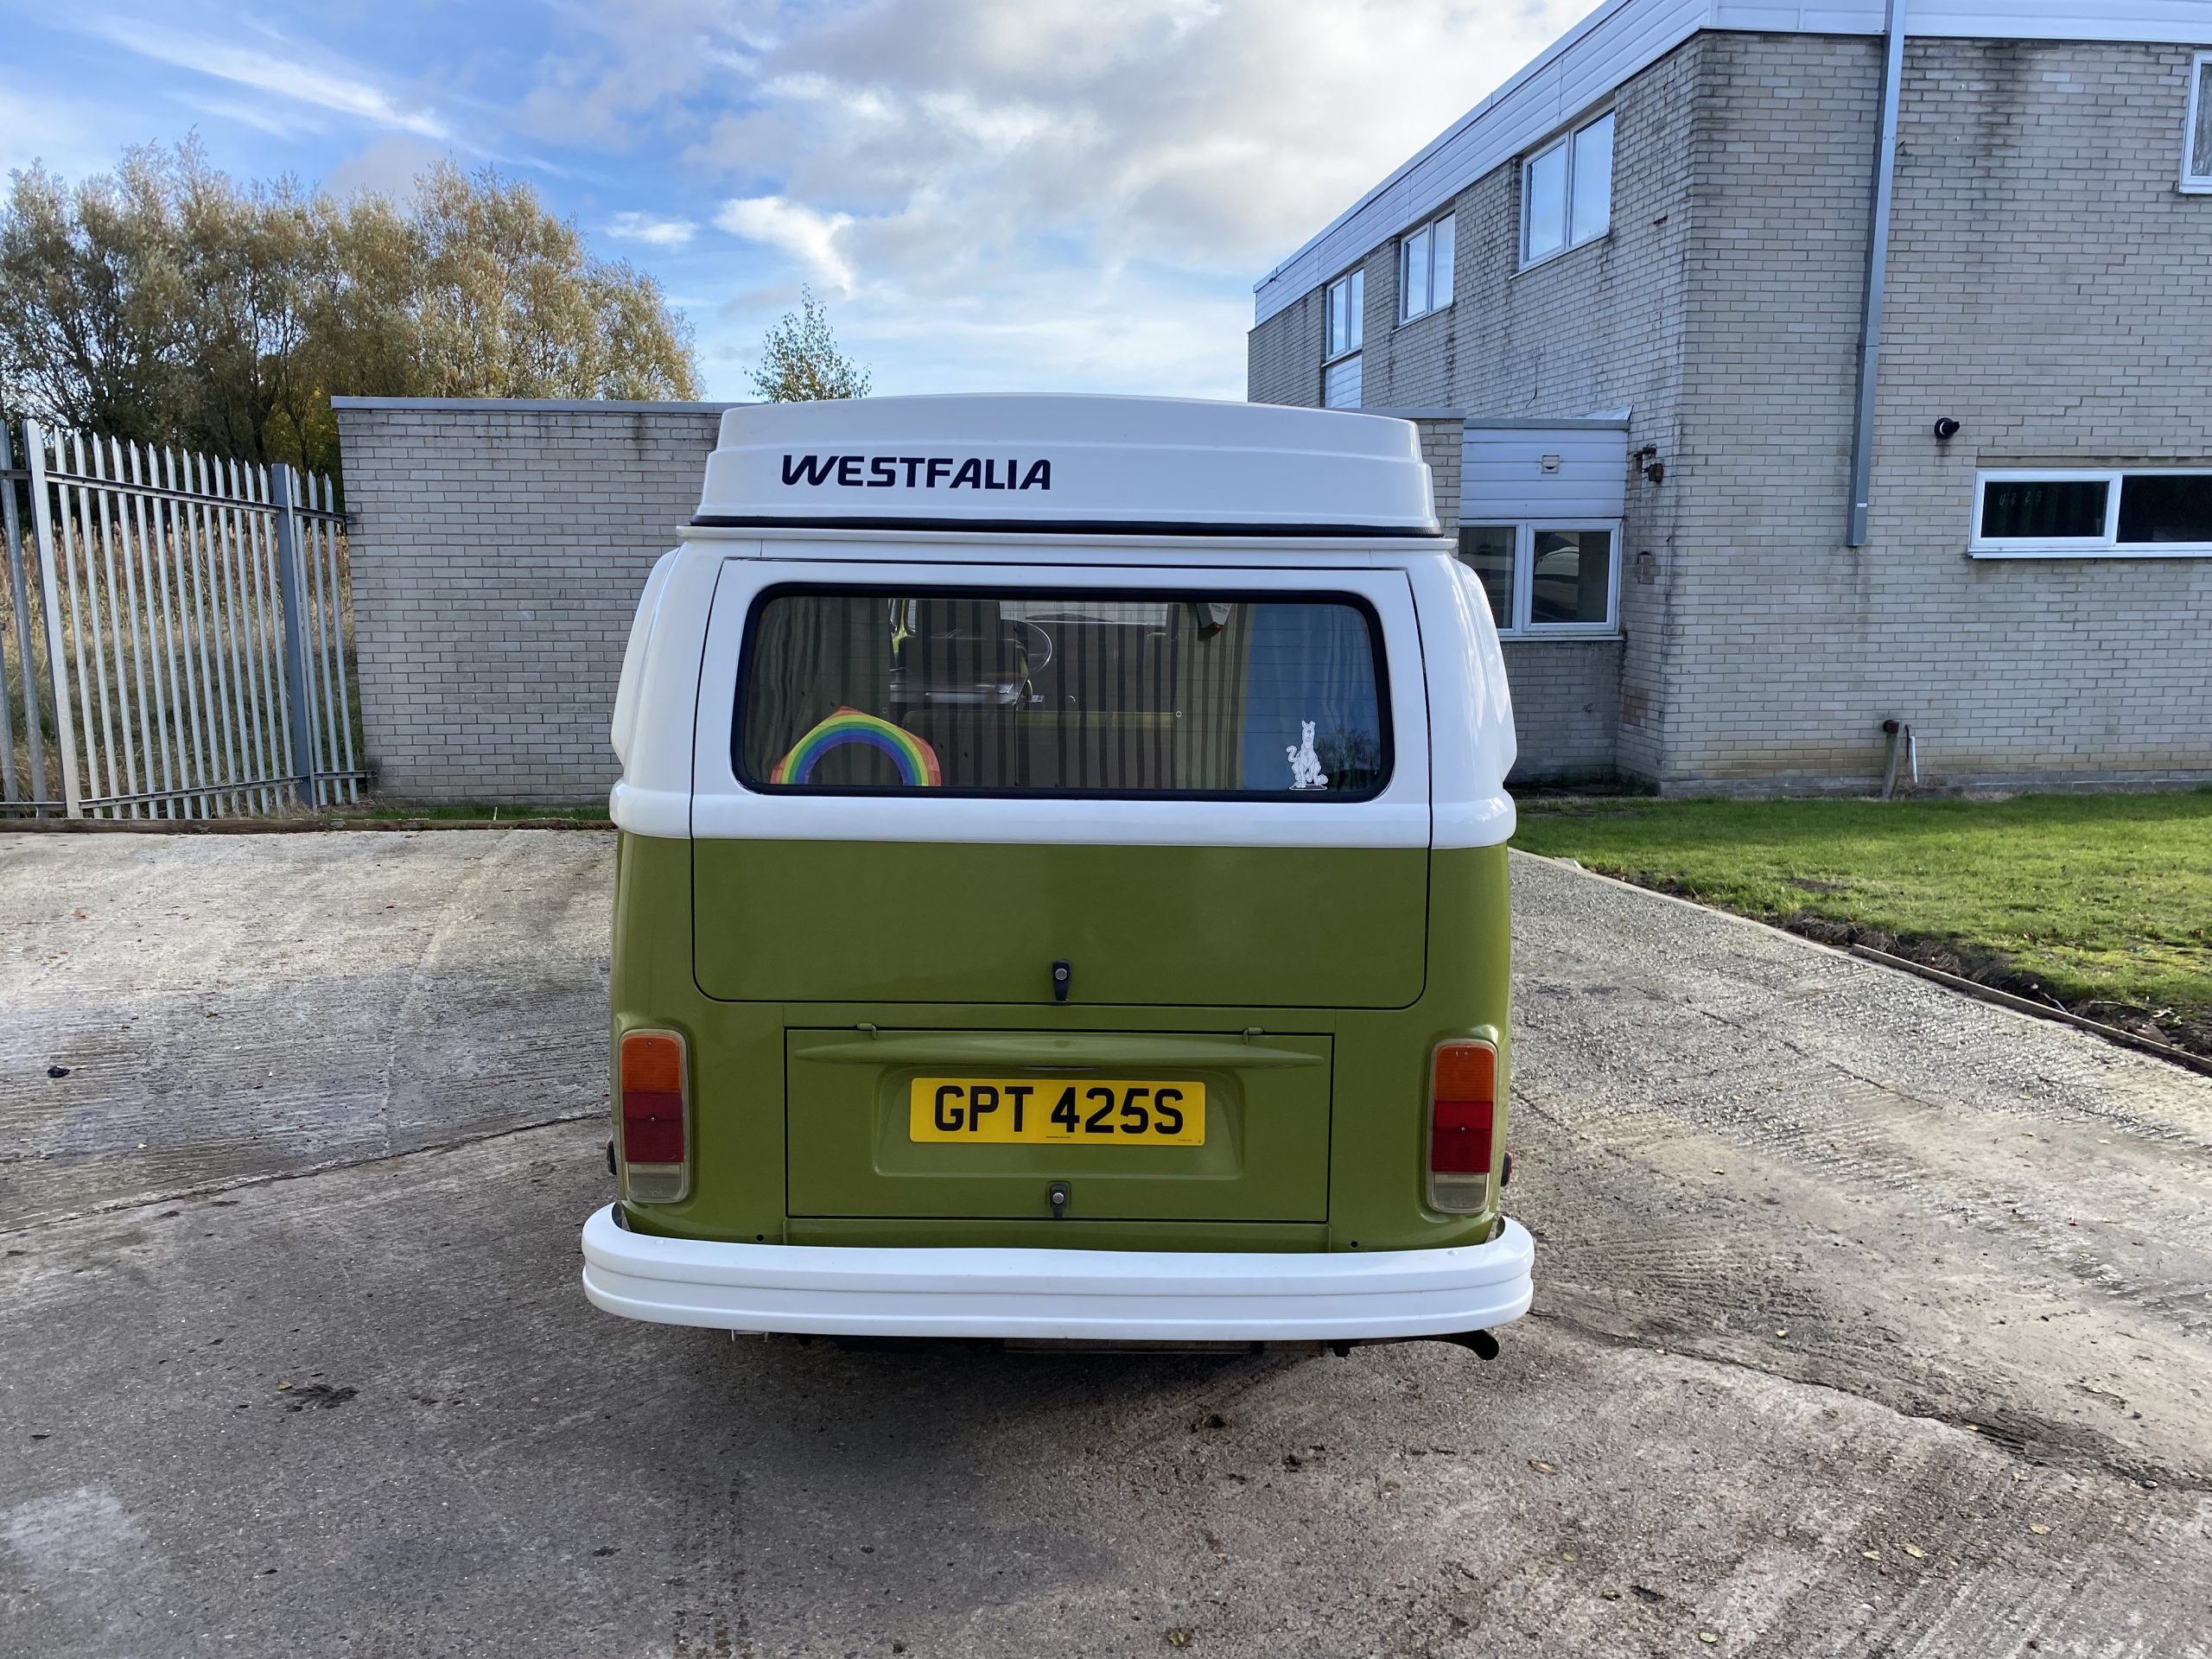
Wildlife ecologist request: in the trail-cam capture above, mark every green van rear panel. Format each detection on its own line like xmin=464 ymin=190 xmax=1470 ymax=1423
xmin=609 ymin=831 xmax=1511 ymax=1254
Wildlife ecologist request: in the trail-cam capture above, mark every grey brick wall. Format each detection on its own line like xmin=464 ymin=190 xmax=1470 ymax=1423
xmin=1408 ymin=417 xmax=1463 ymax=531
xmin=334 ymin=399 xmax=730 ymax=804
xmin=1249 ymin=29 xmax=2212 ymax=793
xmin=1250 ymin=35 xmax=1702 ymax=787
xmin=1665 ymin=34 xmax=2212 ymax=791
xmin=1248 ymin=287 xmax=1325 ymax=407
xmin=1502 ymin=640 xmax=1624 ymax=782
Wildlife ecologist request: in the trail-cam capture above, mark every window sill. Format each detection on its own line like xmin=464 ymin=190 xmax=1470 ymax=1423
xmin=1969 ymin=543 xmax=2212 ymax=560
xmin=1394 ymin=302 xmax=1452 ymax=331
xmin=1497 ymin=628 xmax=1621 ymax=643
xmin=1322 ymin=346 xmax=1363 ymax=368
xmin=2179 ymin=180 xmax=2212 ymax=194
xmin=1516 ymin=231 xmax=1610 ymax=276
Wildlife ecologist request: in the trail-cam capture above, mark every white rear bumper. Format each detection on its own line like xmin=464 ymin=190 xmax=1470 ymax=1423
xmin=579 ymin=1205 xmax=1534 ymax=1342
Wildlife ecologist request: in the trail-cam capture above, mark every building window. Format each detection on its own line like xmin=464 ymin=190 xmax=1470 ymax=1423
xmin=1325 ymin=269 xmax=1363 ymax=359
xmin=1459 ymin=525 xmax=1516 ymax=628
xmin=1323 ymin=353 xmax=1363 ymax=410
xmin=1971 ymin=467 xmax=2212 ymax=556
xmin=1397 ymin=213 xmax=1454 ymax=322
xmin=1522 ymin=110 xmax=1615 ymax=266
xmin=1457 ymin=522 xmax=1620 ymax=635
xmin=2186 ymin=52 xmax=2212 ymax=192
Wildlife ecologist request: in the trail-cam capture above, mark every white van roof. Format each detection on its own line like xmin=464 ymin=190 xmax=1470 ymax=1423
xmin=693 ymin=394 xmax=1441 ymax=537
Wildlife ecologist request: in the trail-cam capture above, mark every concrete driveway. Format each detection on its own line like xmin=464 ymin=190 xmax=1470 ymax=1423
xmin=3 ymin=830 xmax=2207 ymax=1658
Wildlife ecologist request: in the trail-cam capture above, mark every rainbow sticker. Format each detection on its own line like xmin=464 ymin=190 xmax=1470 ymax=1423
xmin=770 ymin=707 xmax=944 ymax=787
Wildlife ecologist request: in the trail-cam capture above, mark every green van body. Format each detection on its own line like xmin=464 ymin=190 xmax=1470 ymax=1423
xmin=579 ymin=394 xmax=1533 ymax=1344
xmin=612 ymin=836 xmax=1510 ymax=1255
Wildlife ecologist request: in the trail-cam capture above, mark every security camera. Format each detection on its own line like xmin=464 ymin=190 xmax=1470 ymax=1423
xmin=1932 ymin=417 xmax=1961 ymax=441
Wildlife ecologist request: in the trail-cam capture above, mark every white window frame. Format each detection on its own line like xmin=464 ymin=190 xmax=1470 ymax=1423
xmin=1324 ymin=267 xmax=1363 ymax=363
xmin=2183 ymin=51 xmax=2212 ymax=194
xmin=1462 ymin=520 xmax=1623 ymax=639
xmin=1970 ymin=467 xmax=2212 ymax=558
xmin=1396 ymin=212 xmax=1454 ymax=324
xmin=1521 ymin=109 xmax=1615 ymax=269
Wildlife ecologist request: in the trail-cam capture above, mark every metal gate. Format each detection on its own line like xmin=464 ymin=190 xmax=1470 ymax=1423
xmin=0 ymin=418 xmax=365 ymax=817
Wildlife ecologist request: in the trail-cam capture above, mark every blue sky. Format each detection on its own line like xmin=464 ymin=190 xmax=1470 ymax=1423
xmin=0 ymin=0 xmax=1597 ymax=401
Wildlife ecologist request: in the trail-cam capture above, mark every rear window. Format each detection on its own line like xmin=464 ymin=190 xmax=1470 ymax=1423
xmin=735 ymin=588 xmax=1389 ymax=798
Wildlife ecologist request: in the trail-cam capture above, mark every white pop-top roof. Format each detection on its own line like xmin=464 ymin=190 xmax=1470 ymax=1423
xmin=692 ymin=394 xmax=1442 ymax=535
xmin=1254 ymin=0 xmax=2212 ymax=326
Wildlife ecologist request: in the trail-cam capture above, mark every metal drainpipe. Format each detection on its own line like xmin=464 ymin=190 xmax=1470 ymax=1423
xmin=1847 ymin=0 xmax=1909 ymax=547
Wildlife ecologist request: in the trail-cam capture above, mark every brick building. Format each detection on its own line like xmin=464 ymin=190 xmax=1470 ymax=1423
xmin=1249 ymin=0 xmax=2212 ymax=791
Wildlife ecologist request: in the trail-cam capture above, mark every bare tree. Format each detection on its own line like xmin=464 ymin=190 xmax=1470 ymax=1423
xmin=749 ymin=287 xmax=871 ymax=402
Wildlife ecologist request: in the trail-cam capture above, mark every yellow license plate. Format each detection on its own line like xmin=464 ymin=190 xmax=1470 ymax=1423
xmin=908 ymin=1077 xmax=1205 ymax=1146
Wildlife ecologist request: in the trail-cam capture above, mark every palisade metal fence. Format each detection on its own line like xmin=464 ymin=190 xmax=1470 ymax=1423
xmin=0 ymin=417 xmax=365 ymax=817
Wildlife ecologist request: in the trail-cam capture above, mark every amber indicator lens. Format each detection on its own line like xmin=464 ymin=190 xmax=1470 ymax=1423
xmin=1433 ymin=1042 xmax=1494 ymax=1107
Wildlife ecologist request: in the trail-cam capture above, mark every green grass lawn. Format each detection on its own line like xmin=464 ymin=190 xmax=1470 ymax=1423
xmin=1514 ymin=789 xmax=2212 ymax=1051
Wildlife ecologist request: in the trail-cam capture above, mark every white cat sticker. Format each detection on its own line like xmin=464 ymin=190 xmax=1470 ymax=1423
xmin=1287 ymin=720 xmax=1329 ymax=791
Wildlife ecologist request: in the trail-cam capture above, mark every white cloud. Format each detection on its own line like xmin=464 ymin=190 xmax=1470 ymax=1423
xmin=440 ymin=0 xmax=1611 ymax=397
xmin=83 ymin=16 xmax=453 ymax=141
xmin=510 ymin=0 xmax=750 ymax=148
xmin=322 ymin=134 xmax=456 ymax=204
xmin=178 ymin=95 xmax=326 ymax=142
xmin=531 ymin=0 xmax=1603 ymax=276
xmin=607 ymin=211 xmax=700 ymax=248
xmin=715 ymin=194 xmax=856 ymax=294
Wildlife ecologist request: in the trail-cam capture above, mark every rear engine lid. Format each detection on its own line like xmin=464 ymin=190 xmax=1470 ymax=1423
xmin=695 ymin=840 xmax=1426 ymax=1007
xmin=785 ymin=1029 xmax=1333 ymax=1223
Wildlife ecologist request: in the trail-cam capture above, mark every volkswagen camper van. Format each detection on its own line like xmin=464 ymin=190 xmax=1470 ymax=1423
xmin=580 ymin=394 xmax=1533 ymax=1348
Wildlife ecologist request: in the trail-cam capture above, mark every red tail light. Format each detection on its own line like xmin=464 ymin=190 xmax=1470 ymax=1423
xmin=1428 ymin=1039 xmax=1497 ymax=1213
xmin=619 ymin=1030 xmax=689 ymax=1202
